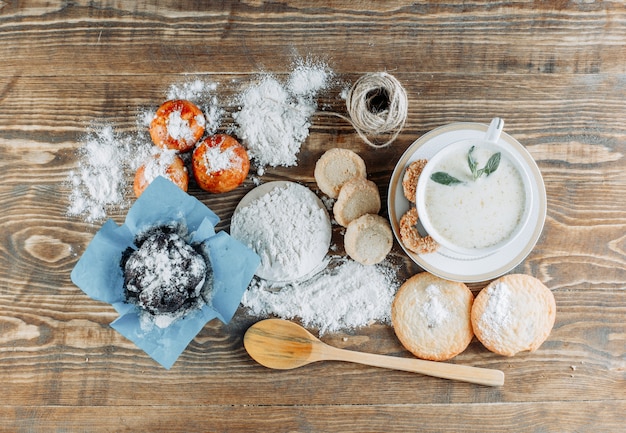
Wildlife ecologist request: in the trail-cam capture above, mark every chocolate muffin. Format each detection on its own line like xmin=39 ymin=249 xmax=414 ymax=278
xmin=121 ymin=225 xmax=211 ymax=317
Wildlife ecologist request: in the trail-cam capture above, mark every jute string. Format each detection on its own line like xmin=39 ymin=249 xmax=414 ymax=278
xmin=318 ymin=72 xmax=408 ymax=148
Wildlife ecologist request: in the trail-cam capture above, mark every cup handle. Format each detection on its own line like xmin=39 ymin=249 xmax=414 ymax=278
xmin=485 ymin=117 xmax=504 ymax=143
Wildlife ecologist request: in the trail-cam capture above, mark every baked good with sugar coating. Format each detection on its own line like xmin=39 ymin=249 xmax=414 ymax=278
xmin=344 ymin=214 xmax=393 ymax=265
xmin=392 ymin=273 xmax=474 ymax=361
xmin=150 ymin=99 xmax=206 ymax=152
xmin=333 ymin=177 xmax=381 ymax=227
xmin=192 ymin=134 xmax=250 ymax=193
xmin=471 ymin=274 xmax=556 ymax=356
xmin=133 ymin=151 xmax=189 ymax=197
xmin=314 ymin=148 xmax=367 ymax=198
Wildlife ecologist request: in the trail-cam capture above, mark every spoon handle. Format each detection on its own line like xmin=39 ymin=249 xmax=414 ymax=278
xmin=320 ymin=345 xmax=504 ymax=387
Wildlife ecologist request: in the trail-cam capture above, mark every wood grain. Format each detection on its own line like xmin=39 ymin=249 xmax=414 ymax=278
xmin=0 ymin=1 xmax=624 ymax=432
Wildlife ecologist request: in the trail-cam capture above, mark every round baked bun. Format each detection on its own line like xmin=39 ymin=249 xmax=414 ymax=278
xmin=314 ymin=148 xmax=367 ymax=198
xmin=392 ymin=273 xmax=474 ymax=361
xmin=192 ymin=134 xmax=250 ymax=193
xmin=471 ymin=274 xmax=556 ymax=357
xmin=344 ymin=214 xmax=392 ymax=265
xmin=149 ymin=100 xmax=206 ymax=152
xmin=133 ymin=151 xmax=188 ymax=198
xmin=333 ymin=177 xmax=381 ymax=227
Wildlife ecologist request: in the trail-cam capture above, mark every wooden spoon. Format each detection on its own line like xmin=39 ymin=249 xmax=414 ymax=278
xmin=244 ymin=319 xmax=504 ymax=387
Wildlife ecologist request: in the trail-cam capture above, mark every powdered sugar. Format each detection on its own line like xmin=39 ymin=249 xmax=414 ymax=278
xmin=421 ymin=284 xmax=450 ymax=329
xmin=165 ymin=108 xmax=205 ymax=142
xmin=67 ymin=125 xmax=151 ymax=222
xmin=233 ymin=60 xmax=332 ymax=170
xmin=242 ymin=258 xmax=399 ymax=335
xmin=478 ymin=282 xmax=512 ymax=343
xmin=199 ymin=143 xmax=239 ymax=173
xmin=230 ymin=182 xmax=331 ymax=282
xmin=142 ymin=149 xmax=180 ymax=183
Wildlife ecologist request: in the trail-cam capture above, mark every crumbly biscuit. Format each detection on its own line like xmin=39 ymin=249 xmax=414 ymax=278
xmin=344 ymin=214 xmax=393 ymax=265
xmin=471 ymin=274 xmax=556 ymax=356
xmin=402 ymin=159 xmax=427 ymax=203
xmin=392 ymin=273 xmax=474 ymax=361
xmin=333 ymin=177 xmax=381 ymax=227
xmin=399 ymin=208 xmax=438 ymax=254
xmin=314 ymin=148 xmax=367 ymax=199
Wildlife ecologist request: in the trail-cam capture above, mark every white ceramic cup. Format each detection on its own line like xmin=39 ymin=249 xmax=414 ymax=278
xmin=416 ymin=118 xmax=534 ymax=257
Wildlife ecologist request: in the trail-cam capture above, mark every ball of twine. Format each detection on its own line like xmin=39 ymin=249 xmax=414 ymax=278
xmin=345 ymin=72 xmax=408 ymax=148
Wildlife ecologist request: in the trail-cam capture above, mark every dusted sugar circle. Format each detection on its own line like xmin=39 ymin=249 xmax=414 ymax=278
xmin=314 ymin=148 xmax=367 ymax=198
xmin=133 ymin=151 xmax=189 ymax=197
xmin=150 ymin=99 xmax=206 ymax=152
xmin=192 ymin=134 xmax=250 ymax=193
xmin=392 ymin=273 xmax=474 ymax=361
xmin=471 ymin=274 xmax=556 ymax=356
xmin=333 ymin=177 xmax=381 ymax=227
xmin=344 ymin=214 xmax=392 ymax=265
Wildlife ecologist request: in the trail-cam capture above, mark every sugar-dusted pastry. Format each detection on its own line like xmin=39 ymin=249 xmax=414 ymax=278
xmin=133 ymin=150 xmax=189 ymax=197
xmin=471 ymin=274 xmax=556 ymax=356
xmin=192 ymin=134 xmax=250 ymax=193
xmin=392 ymin=273 xmax=474 ymax=361
xmin=150 ymin=99 xmax=206 ymax=152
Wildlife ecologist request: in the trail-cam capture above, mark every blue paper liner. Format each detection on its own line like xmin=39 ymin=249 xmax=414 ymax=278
xmin=71 ymin=176 xmax=260 ymax=369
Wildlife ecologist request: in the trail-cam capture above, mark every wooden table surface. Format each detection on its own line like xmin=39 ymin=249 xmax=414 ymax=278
xmin=1 ymin=1 xmax=625 ymax=432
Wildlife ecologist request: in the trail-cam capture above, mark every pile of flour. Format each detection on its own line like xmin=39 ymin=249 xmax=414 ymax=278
xmin=233 ymin=59 xmax=332 ymax=172
xmin=230 ymin=182 xmax=331 ymax=282
xmin=242 ymin=258 xmax=399 ymax=335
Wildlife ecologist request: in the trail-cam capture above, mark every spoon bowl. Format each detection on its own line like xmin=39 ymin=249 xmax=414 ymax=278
xmin=244 ymin=319 xmax=504 ymax=387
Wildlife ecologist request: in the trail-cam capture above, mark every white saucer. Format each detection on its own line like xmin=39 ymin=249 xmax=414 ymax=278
xmin=388 ymin=122 xmax=546 ymax=283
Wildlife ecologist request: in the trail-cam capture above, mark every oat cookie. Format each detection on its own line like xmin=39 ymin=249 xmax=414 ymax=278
xmin=314 ymin=148 xmax=367 ymax=198
xmin=344 ymin=214 xmax=393 ymax=265
xmin=392 ymin=273 xmax=474 ymax=361
xmin=471 ymin=274 xmax=556 ymax=356
xmin=333 ymin=177 xmax=381 ymax=227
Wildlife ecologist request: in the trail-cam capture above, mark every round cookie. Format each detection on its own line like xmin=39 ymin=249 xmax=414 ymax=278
xmin=392 ymin=273 xmax=474 ymax=361
xmin=333 ymin=177 xmax=381 ymax=227
xmin=344 ymin=214 xmax=393 ymax=265
xmin=471 ymin=274 xmax=556 ymax=356
xmin=314 ymin=148 xmax=367 ymax=198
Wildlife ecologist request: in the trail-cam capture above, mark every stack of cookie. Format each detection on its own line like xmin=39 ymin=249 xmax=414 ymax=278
xmin=392 ymin=272 xmax=556 ymax=361
xmin=314 ymin=148 xmax=392 ymax=265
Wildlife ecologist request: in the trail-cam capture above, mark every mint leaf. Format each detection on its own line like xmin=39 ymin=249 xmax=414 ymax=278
xmin=431 ymin=172 xmax=463 ymax=186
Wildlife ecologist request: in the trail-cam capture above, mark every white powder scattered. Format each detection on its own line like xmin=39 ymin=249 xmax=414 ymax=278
xmin=421 ymin=284 xmax=450 ymax=329
xmin=242 ymin=258 xmax=399 ymax=335
xmin=233 ymin=61 xmax=332 ymax=170
xmin=142 ymin=149 xmax=179 ymax=184
xmin=478 ymin=282 xmax=513 ymax=343
xmin=166 ymin=79 xmax=223 ymax=136
xmin=230 ymin=183 xmax=331 ymax=282
xmin=165 ymin=108 xmax=204 ymax=143
xmin=67 ymin=125 xmax=151 ymax=222
xmin=199 ymin=143 xmax=238 ymax=173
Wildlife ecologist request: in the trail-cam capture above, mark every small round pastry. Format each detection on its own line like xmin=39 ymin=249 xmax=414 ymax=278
xmin=133 ymin=151 xmax=189 ymax=197
xmin=392 ymin=273 xmax=474 ymax=361
xmin=333 ymin=177 xmax=381 ymax=227
xmin=192 ymin=134 xmax=250 ymax=193
xmin=471 ymin=274 xmax=556 ymax=357
xmin=149 ymin=99 xmax=206 ymax=152
xmin=344 ymin=214 xmax=393 ymax=265
xmin=399 ymin=207 xmax=439 ymax=254
xmin=314 ymin=148 xmax=367 ymax=198
xmin=402 ymin=159 xmax=427 ymax=203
